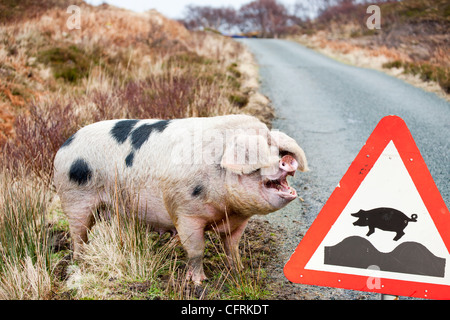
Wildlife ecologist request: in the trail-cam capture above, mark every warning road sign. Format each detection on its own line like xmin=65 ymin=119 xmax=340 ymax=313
xmin=284 ymin=115 xmax=450 ymax=299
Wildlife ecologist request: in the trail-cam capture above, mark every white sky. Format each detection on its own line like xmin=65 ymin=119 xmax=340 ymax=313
xmin=85 ymin=0 xmax=303 ymax=19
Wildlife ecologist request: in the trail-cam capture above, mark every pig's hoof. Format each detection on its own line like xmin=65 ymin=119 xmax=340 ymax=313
xmin=193 ymin=279 xmax=203 ymax=286
xmin=186 ymin=268 xmax=207 ymax=285
xmin=189 ymin=274 xmax=207 ymax=285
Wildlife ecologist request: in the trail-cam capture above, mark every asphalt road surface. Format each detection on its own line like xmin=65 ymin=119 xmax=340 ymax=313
xmin=239 ymin=38 xmax=450 ymax=300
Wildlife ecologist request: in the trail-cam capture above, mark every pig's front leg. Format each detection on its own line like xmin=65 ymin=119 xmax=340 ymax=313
xmin=220 ymin=218 xmax=250 ymax=271
xmin=176 ymin=216 xmax=207 ymax=285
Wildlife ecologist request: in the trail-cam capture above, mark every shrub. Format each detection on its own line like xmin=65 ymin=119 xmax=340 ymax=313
xmin=37 ymin=45 xmax=92 ymax=83
xmin=3 ymin=103 xmax=79 ymax=185
xmin=382 ymin=60 xmax=403 ymax=69
xmin=383 ymin=60 xmax=450 ymax=93
xmin=228 ymin=94 xmax=249 ymax=108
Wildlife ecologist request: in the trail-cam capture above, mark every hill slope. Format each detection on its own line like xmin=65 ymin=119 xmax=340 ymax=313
xmin=294 ymin=0 xmax=449 ymax=98
xmin=0 ymin=1 xmax=270 ymax=147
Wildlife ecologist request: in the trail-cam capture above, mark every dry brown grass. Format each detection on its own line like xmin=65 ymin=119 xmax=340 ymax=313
xmin=0 ymin=3 xmax=255 ymax=146
xmin=0 ymin=168 xmax=53 ymax=300
xmin=0 ymin=103 xmax=14 ymax=146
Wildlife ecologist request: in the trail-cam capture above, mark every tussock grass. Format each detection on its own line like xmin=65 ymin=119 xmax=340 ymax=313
xmin=55 ymin=187 xmax=271 ymax=300
xmin=0 ymin=167 xmax=273 ymax=300
xmin=0 ymin=168 xmax=52 ymax=299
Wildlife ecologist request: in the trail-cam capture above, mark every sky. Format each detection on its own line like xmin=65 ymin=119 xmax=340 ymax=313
xmin=85 ymin=0 xmax=303 ymax=20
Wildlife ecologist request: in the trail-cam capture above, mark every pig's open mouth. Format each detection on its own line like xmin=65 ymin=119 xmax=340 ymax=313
xmin=263 ymin=171 xmax=297 ymax=200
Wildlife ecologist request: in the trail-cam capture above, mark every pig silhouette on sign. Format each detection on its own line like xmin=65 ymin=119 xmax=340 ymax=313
xmin=351 ymin=207 xmax=418 ymax=241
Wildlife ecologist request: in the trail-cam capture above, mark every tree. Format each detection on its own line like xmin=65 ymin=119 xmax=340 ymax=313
xmin=239 ymin=0 xmax=294 ymax=38
xmin=181 ymin=5 xmax=239 ymax=34
xmin=180 ymin=0 xmax=301 ymax=38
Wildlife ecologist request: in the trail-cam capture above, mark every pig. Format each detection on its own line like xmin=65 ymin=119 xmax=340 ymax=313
xmin=53 ymin=114 xmax=308 ymax=283
xmin=351 ymin=207 xmax=418 ymax=241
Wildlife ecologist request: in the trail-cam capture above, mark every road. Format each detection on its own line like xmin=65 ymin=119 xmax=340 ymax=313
xmin=239 ymin=38 xmax=450 ymax=300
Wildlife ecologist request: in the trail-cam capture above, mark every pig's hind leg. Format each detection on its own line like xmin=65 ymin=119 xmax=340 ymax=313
xmin=393 ymin=230 xmax=405 ymax=241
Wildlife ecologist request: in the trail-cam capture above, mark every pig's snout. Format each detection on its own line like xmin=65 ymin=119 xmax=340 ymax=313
xmin=280 ymin=155 xmax=298 ymax=175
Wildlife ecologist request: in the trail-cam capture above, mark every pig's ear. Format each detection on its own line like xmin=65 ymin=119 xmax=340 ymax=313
xmin=269 ymin=131 xmax=309 ymax=172
xmin=221 ymin=134 xmax=277 ymax=174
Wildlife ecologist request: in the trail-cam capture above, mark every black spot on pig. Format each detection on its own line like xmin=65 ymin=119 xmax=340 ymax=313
xmin=192 ymin=185 xmax=203 ymax=197
xmin=69 ymin=158 xmax=92 ymax=186
xmin=130 ymin=120 xmax=170 ymax=150
xmin=125 ymin=151 xmax=134 ymax=167
xmin=111 ymin=120 xmax=139 ymax=144
xmin=61 ymin=134 xmax=76 ymax=148
xmin=352 ymin=207 xmax=418 ymax=241
xmin=124 ymin=120 xmax=171 ymax=168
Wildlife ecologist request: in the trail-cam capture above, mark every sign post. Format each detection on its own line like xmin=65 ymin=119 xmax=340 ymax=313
xmin=284 ymin=115 xmax=450 ymax=299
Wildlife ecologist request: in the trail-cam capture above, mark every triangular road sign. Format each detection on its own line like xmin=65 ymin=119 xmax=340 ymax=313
xmin=284 ymin=115 xmax=450 ymax=299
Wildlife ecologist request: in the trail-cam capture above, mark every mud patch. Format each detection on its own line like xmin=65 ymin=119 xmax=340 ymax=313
xmin=243 ymin=219 xmax=301 ymax=299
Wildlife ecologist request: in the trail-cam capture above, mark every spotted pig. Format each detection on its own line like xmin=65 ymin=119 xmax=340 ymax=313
xmin=53 ymin=114 xmax=308 ymax=283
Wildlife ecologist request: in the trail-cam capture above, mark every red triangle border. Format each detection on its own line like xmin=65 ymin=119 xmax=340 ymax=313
xmin=284 ymin=115 xmax=450 ymax=299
